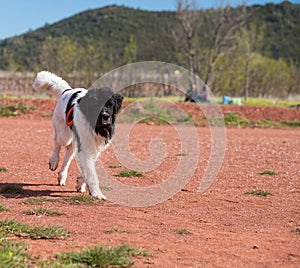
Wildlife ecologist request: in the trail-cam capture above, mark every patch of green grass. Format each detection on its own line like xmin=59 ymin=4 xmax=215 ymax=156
xmin=291 ymin=228 xmax=300 ymax=235
xmin=109 ymin=164 xmax=122 ymax=169
xmin=0 ymin=103 xmax=35 ymax=117
xmin=224 ymin=112 xmax=249 ymax=127
xmin=0 ymin=220 xmax=69 ymax=239
xmin=176 ymin=229 xmax=192 ymax=235
xmin=118 ymin=170 xmax=144 ymax=178
xmin=0 ymin=204 xmax=9 ymax=213
xmin=0 ymin=184 xmax=24 ymax=194
xmin=0 ymin=240 xmax=28 ymax=268
xmin=210 ymin=112 xmax=300 ymax=129
xmin=23 ymin=195 xmax=101 ymax=205
xmin=120 ymin=100 xmax=193 ymax=125
xmin=0 ymin=167 xmax=8 ymax=172
xmin=244 ymin=190 xmax=272 ymax=196
xmin=280 ymin=120 xmax=300 ymax=128
xmin=125 ymin=96 xmax=183 ymax=103
xmin=23 ymin=207 xmax=65 ymax=217
xmin=22 ymin=197 xmax=56 ymax=205
xmin=139 ymin=117 xmax=171 ymax=125
xmin=259 ymin=170 xmax=277 ymax=176
xmin=250 ymin=118 xmax=279 ymax=128
xmin=242 ymin=98 xmax=299 ymax=108
xmin=56 ymin=244 xmax=150 ymax=267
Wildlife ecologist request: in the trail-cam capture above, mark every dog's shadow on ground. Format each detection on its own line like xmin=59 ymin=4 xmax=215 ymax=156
xmin=0 ymin=182 xmax=74 ymax=199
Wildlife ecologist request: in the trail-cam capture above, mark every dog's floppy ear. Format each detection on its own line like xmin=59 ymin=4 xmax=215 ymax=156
xmin=79 ymin=88 xmax=113 ymax=129
xmin=113 ymin=93 xmax=124 ymax=114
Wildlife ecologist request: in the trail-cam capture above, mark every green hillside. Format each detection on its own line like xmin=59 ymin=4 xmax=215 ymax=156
xmin=0 ymin=5 xmax=178 ymax=71
xmin=251 ymin=1 xmax=300 ymax=61
xmin=0 ymin=2 xmax=299 ymax=98
xmin=0 ymin=2 xmax=299 ymax=70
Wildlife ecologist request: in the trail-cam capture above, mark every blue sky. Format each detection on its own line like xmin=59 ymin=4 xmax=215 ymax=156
xmin=0 ymin=0 xmax=298 ymax=40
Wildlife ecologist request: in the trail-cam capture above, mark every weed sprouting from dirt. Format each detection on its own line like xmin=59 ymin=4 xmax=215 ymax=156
xmin=22 ymin=197 xmax=56 ymax=205
xmin=0 ymin=103 xmax=35 ymax=117
xmin=0 ymin=167 xmax=8 ymax=172
xmin=244 ymin=190 xmax=272 ymax=196
xmin=23 ymin=195 xmax=101 ymax=205
xmin=0 ymin=240 xmax=28 ymax=267
xmin=291 ymin=228 xmax=300 ymax=235
xmin=62 ymin=195 xmax=101 ymax=205
xmin=0 ymin=239 xmax=151 ymax=267
xmin=56 ymin=244 xmax=151 ymax=267
xmin=118 ymin=170 xmax=144 ymax=177
xmin=105 ymin=227 xmax=130 ymax=234
xmin=109 ymin=164 xmax=122 ymax=169
xmin=23 ymin=207 xmax=65 ymax=217
xmin=0 ymin=204 xmax=9 ymax=213
xmin=0 ymin=220 xmax=69 ymax=239
xmin=259 ymin=170 xmax=277 ymax=175
xmin=176 ymin=229 xmax=192 ymax=235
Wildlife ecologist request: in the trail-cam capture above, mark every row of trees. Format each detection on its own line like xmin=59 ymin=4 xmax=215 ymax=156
xmin=175 ymin=0 xmax=299 ymax=99
xmin=3 ymin=34 xmax=139 ymax=88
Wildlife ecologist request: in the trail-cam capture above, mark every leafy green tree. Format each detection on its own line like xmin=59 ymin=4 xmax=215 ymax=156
xmin=40 ymin=36 xmax=79 ymax=76
xmin=249 ymin=53 xmax=291 ymax=98
xmin=77 ymin=36 xmax=106 ymax=85
xmin=235 ymin=23 xmax=265 ymax=99
xmin=123 ymin=35 xmax=137 ymax=64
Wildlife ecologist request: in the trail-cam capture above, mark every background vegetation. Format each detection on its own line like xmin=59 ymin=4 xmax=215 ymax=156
xmin=0 ymin=1 xmax=299 ymax=98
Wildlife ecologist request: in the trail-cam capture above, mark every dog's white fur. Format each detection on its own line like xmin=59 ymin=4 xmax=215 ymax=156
xmin=33 ymin=71 xmax=108 ymax=199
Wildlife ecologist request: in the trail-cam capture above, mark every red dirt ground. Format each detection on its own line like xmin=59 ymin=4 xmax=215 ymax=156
xmin=1 ymin=98 xmax=300 ymax=122
xmin=0 ymin=100 xmax=299 ymax=267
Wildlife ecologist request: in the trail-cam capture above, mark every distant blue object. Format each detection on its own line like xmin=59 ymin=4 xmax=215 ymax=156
xmin=222 ymin=96 xmax=232 ymax=104
xmin=222 ymin=96 xmax=242 ymax=105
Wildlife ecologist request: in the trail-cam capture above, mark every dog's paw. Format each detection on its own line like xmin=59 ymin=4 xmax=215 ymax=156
xmin=76 ymin=176 xmax=87 ymax=193
xmin=91 ymin=192 xmax=107 ymax=200
xmin=58 ymin=172 xmax=67 ymax=186
xmin=49 ymin=158 xmax=58 ymax=171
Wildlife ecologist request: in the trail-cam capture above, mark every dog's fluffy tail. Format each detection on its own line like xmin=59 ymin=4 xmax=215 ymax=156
xmin=33 ymin=71 xmax=71 ymax=97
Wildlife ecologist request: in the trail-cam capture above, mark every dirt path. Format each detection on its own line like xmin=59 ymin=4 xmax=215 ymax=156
xmin=0 ymin=117 xmax=299 ymax=267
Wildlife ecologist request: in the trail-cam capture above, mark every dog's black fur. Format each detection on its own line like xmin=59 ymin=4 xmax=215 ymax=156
xmin=79 ymin=87 xmax=123 ymax=141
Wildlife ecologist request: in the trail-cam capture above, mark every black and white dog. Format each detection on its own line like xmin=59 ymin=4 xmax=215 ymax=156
xmin=33 ymin=71 xmax=123 ymax=199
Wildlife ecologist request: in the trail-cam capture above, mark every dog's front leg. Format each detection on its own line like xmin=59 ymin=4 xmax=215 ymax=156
xmin=58 ymin=143 xmax=75 ymax=186
xmin=77 ymin=150 xmax=107 ymax=200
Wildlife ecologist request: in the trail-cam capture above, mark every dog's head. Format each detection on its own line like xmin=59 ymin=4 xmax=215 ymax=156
xmin=79 ymin=87 xmax=123 ymax=138
xmin=97 ymin=91 xmax=123 ymax=126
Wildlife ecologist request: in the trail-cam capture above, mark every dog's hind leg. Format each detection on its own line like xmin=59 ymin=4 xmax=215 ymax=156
xmin=49 ymin=142 xmax=60 ymax=171
xmin=58 ymin=143 xmax=75 ymax=186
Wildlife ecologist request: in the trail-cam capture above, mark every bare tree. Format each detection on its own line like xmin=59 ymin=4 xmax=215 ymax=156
xmin=175 ymin=0 xmax=199 ymax=74
xmin=175 ymin=0 xmax=247 ymax=95
xmin=202 ymin=2 xmax=247 ymax=88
